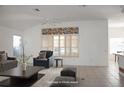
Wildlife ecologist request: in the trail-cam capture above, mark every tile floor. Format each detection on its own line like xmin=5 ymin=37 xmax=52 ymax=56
xmin=0 ymin=61 xmax=124 ymax=87
xmin=34 ymin=61 xmax=124 ymax=87
xmin=77 ymin=66 xmax=123 ymax=87
xmin=77 ymin=61 xmax=124 ymax=87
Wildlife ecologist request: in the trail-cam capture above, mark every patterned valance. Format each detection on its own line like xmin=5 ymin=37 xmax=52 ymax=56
xmin=42 ymin=27 xmax=79 ymax=35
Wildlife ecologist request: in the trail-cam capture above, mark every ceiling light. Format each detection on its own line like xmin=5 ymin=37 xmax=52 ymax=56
xmin=78 ymin=5 xmax=87 ymax=8
xmin=34 ymin=8 xmax=40 ymax=12
xmin=81 ymin=5 xmax=87 ymax=7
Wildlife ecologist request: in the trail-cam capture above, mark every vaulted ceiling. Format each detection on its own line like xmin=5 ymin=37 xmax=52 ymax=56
xmin=0 ymin=5 xmax=124 ymax=31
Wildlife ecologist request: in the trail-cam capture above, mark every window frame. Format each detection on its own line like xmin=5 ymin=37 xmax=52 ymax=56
xmin=13 ymin=35 xmax=22 ymax=57
xmin=42 ymin=34 xmax=79 ymax=57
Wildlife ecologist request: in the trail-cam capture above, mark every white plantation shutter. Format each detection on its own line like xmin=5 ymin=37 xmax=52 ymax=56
xmin=42 ymin=27 xmax=79 ymax=57
xmin=42 ymin=35 xmax=53 ymax=50
xmin=60 ymin=35 xmax=65 ymax=56
xmin=71 ymin=35 xmax=79 ymax=56
xmin=65 ymin=35 xmax=71 ymax=56
xmin=53 ymin=35 xmax=59 ymax=56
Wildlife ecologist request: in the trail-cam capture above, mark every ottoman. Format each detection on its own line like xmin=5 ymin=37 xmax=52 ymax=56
xmin=50 ymin=76 xmax=77 ymax=87
xmin=61 ymin=67 xmax=77 ymax=80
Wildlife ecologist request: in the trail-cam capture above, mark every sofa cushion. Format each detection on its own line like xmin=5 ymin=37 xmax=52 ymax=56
xmin=0 ymin=54 xmax=2 ymax=62
xmin=39 ymin=51 xmax=46 ymax=59
xmin=1 ymin=60 xmax=17 ymax=71
xmin=0 ymin=51 xmax=7 ymax=63
xmin=0 ymin=51 xmax=5 ymax=62
xmin=36 ymin=58 xmax=47 ymax=61
xmin=40 ymin=51 xmax=53 ymax=59
xmin=0 ymin=51 xmax=5 ymax=54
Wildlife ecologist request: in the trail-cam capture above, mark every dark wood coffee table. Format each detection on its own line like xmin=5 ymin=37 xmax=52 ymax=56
xmin=0 ymin=66 xmax=44 ymax=87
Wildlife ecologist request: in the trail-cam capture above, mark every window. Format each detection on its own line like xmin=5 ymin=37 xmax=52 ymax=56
xmin=13 ymin=35 xmax=22 ymax=57
xmin=42 ymin=27 xmax=79 ymax=57
xmin=42 ymin=35 xmax=53 ymax=50
xmin=110 ymin=38 xmax=124 ymax=54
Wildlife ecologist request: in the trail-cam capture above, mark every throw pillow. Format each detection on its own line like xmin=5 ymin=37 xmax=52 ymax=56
xmin=0 ymin=54 xmax=2 ymax=62
xmin=0 ymin=51 xmax=5 ymax=54
xmin=39 ymin=52 xmax=46 ymax=59
xmin=0 ymin=52 xmax=7 ymax=63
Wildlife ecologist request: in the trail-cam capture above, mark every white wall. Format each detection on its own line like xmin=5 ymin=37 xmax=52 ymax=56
xmin=0 ymin=26 xmax=23 ymax=56
xmin=109 ymin=27 xmax=124 ymax=38
xmin=24 ymin=20 xmax=108 ymax=66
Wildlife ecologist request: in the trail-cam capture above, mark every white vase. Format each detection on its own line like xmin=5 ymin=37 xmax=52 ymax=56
xmin=22 ymin=63 xmax=27 ymax=71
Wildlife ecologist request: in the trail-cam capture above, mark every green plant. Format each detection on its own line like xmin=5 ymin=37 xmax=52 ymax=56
xmin=17 ymin=54 xmax=33 ymax=64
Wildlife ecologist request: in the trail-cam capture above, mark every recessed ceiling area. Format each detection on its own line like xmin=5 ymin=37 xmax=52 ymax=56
xmin=0 ymin=5 xmax=124 ymax=31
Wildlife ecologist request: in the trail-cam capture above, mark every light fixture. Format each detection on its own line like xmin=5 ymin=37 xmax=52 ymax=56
xmin=34 ymin=8 xmax=40 ymax=12
xmin=78 ymin=5 xmax=87 ymax=8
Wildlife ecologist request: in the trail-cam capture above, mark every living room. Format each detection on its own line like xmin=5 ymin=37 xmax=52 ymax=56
xmin=1 ymin=3 xmax=124 ymax=89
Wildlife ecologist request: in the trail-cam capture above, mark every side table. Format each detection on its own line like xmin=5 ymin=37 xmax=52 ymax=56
xmin=54 ymin=57 xmax=63 ymax=67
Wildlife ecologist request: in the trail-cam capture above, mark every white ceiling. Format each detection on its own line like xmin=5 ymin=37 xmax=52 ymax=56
xmin=0 ymin=5 xmax=124 ymax=31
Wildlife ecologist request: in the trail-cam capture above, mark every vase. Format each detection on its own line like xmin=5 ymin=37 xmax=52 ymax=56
xmin=22 ymin=62 xmax=27 ymax=71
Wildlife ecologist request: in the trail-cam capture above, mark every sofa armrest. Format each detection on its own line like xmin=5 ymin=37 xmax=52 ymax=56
xmin=1 ymin=60 xmax=18 ymax=71
xmin=7 ymin=57 xmax=16 ymax=60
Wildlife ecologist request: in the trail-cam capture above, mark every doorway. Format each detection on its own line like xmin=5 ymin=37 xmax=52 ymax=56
xmin=13 ymin=35 xmax=22 ymax=57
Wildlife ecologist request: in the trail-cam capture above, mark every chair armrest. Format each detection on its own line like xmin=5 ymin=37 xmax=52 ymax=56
xmin=33 ymin=56 xmax=39 ymax=59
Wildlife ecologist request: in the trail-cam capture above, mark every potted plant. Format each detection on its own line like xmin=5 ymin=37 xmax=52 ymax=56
xmin=17 ymin=54 xmax=33 ymax=71
xmin=17 ymin=39 xmax=33 ymax=71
